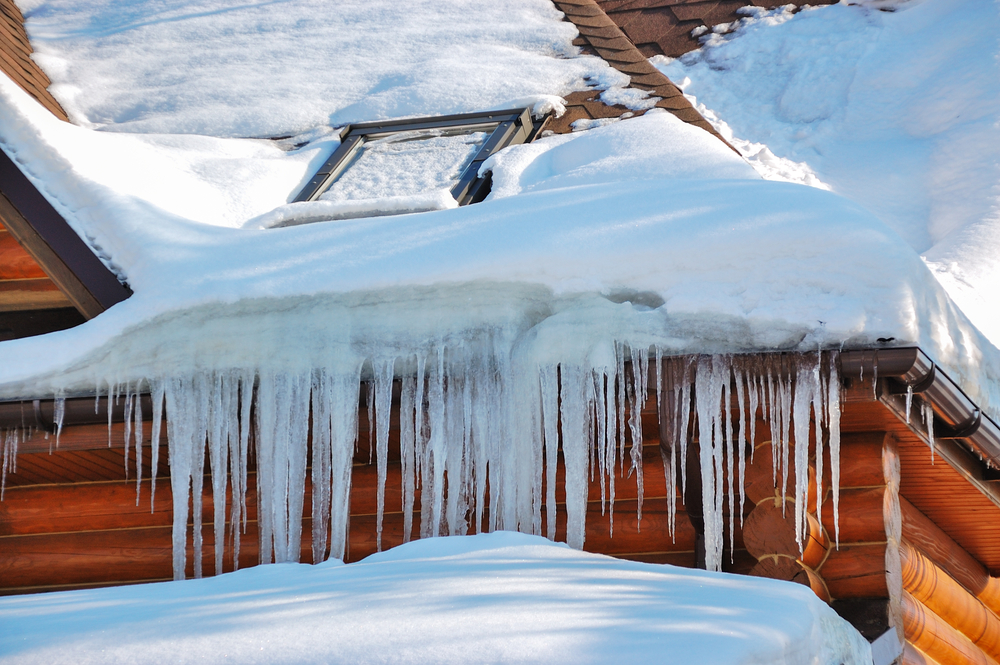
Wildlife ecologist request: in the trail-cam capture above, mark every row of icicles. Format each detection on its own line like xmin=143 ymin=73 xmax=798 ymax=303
xmin=0 ymin=348 xmax=843 ymax=578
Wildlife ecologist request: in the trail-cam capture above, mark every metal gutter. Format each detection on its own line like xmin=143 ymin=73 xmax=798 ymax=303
xmin=840 ymin=347 xmax=1000 ymax=508
xmin=840 ymin=348 xmax=1000 ymax=467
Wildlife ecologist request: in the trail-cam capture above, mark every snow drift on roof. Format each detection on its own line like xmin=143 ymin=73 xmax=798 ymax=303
xmin=658 ymin=0 xmax=1000 ymax=346
xmin=18 ymin=0 xmax=623 ymax=137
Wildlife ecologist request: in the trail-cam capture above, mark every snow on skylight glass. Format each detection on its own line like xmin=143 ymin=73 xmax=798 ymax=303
xmin=320 ymin=129 xmax=490 ymax=202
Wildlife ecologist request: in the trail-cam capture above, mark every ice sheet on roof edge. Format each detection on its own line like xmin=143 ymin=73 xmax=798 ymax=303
xmin=1 ymin=345 xmax=841 ymax=581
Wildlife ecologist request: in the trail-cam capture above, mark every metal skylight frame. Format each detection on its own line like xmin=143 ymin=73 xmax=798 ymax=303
xmin=293 ymin=108 xmax=536 ymax=206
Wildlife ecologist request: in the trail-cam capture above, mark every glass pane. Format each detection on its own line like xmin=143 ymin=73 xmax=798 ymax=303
xmin=319 ymin=128 xmax=492 ymax=202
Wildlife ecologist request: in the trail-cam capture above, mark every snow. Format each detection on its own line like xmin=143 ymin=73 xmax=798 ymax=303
xmin=18 ymin=0 xmax=625 ymax=138
xmin=656 ymin=0 xmax=1000 ymax=345
xmin=0 ymin=532 xmax=872 ymax=665
xmin=0 ymin=0 xmax=998 ymax=647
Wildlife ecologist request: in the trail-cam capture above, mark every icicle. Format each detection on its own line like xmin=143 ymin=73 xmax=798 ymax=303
xmin=134 ymin=391 xmax=143 ymax=506
xmin=734 ymin=365 xmax=748 ymax=524
xmin=723 ymin=361 xmax=735 ymax=561
xmin=905 ymin=385 xmax=913 ymax=425
xmin=255 ymin=371 xmax=311 ymax=564
xmin=189 ymin=376 xmax=207 ymax=579
xmin=123 ymin=391 xmax=134 ymax=480
xmin=924 ymin=401 xmax=935 ymax=464
xmin=421 ymin=349 xmax=446 ymax=539
xmin=150 ymin=381 xmax=165 ymax=513
xmin=1 ymin=428 xmax=19 ymax=499
xmin=232 ymin=372 xmax=254 ymax=567
xmin=560 ymin=364 xmax=591 ymax=549
xmin=792 ymin=360 xmax=815 ymax=553
xmin=329 ymin=368 xmax=361 ymax=561
xmin=540 ymin=365 xmax=559 ymax=541
xmin=399 ymin=373 xmax=416 ymax=543
xmin=372 ymin=358 xmax=395 ymax=551
xmin=164 ymin=377 xmax=197 ymax=581
xmin=628 ymin=345 xmax=647 ymax=525
xmin=54 ymin=397 xmax=65 ymax=448
xmin=827 ymin=353 xmax=841 ymax=547
xmin=207 ymin=373 xmax=231 ymax=576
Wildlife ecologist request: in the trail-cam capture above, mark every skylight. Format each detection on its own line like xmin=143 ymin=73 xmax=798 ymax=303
xmin=286 ymin=109 xmax=537 ymax=225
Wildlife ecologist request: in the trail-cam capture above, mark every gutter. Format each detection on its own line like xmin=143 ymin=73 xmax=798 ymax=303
xmin=840 ymin=348 xmax=1000 ymax=468
xmin=840 ymin=347 xmax=1000 ymax=508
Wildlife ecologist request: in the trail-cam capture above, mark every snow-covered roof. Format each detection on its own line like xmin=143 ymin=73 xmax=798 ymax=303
xmin=0 ymin=0 xmax=997 ymax=414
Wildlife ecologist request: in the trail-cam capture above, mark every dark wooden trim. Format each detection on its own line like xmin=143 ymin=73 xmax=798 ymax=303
xmin=0 ymin=147 xmax=131 ymax=318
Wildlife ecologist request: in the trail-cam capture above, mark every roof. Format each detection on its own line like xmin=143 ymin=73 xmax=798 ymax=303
xmin=0 ymin=0 xmax=65 ymax=120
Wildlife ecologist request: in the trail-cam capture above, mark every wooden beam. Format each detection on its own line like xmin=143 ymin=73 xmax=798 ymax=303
xmin=742 ymin=497 xmax=828 ymax=569
xmin=901 ymin=540 xmax=1000 ymax=661
xmin=902 ymin=591 xmax=999 ymax=665
xmin=901 ymin=496 xmax=1000 ymax=618
xmin=0 ymin=149 xmax=131 ymax=319
xmin=749 ymin=555 xmax=830 ymax=602
xmin=0 ymin=277 xmax=72 ymax=311
xmin=902 ymin=642 xmax=941 ymax=665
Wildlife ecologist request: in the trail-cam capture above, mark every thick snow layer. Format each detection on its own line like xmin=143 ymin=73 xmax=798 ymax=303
xmin=17 ymin=0 xmax=623 ymax=137
xmin=0 ymin=532 xmax=870 ymax=665
xmin=657 ymin=0 xmax=1000 ymax=344
xmin=0 ymin=71 xmax=998 ymax=413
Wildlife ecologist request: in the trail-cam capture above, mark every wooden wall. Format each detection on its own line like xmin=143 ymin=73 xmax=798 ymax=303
xmin=1 ymin=395 xmax=711 ymax=594
xmin=5 ymin=389 xmax=1000 ymax=665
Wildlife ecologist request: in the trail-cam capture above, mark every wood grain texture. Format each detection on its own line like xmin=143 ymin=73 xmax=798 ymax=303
xmin=902 ymin=642 xmax=941 ymax=665
xmin=901 ymin=540 xmax=1000 ymax=661
xmin=823 ymin=543 xmax=888 ymax=599
xmin=901 ymin=496 xmax=1000 ymax=619
xmin=742 ymin=497 xmax=828 ymax=569
xmin=749 ymin=555 xmax=830 ymax=602
xmin=902 ymin=590 xmax=999 ymax=665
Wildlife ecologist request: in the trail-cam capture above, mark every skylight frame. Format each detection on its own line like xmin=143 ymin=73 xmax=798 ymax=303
xmin=294 ymin=108 xmax=536 ymax=206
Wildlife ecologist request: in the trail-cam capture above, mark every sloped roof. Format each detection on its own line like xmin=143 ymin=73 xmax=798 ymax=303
xmin=549 ymin=0 xmax=726 ymax=141
xmin=598 ymin=0 xmax=836 ymax=58
xmin=0 ymin=0 xmax=66 ymax=120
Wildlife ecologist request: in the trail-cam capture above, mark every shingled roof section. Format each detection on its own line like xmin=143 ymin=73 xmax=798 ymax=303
xmin=0 ymin=0 xmax=67 ymax=121
xmin=549 ymin=0 xmax=727 ymax=145
xmin=596 ymin=0 xmax=836 ymax=58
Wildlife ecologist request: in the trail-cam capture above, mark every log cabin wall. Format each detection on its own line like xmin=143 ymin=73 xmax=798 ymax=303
xmin=0 ymin=391 xmax=706 ymax=594
xmin=5 ymin=355 xmax=1000 ymax=665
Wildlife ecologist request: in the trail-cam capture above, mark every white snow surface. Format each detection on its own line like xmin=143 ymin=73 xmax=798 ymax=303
xmin=0 ymin=68 xmax=998 ymax=412
xmin=18 ymin=0 xmax=623 ymax=137
xmin=657 ymin=0 xmax=1000 ymax=345
xmin=0 ymin=532 xmax=870 ymax=665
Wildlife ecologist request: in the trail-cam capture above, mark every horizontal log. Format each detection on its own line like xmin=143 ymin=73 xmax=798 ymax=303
xmin=902 ymin=590 xmax=999 ymax=665
xmin=820 ymin=486 xmax=888 ymax=545
xmin=750 ymin=555 xmax=830 ymax=602
xmin=744 ymin=441 xmax=818 ymax=513
xmin=835 ymin=432 xmax=889 ymax=488
xmin=903 ymin=642 xmax=941 ymax=665
xmin=743 ymin=497 xmax=828 ymax=569
xmin=823 ymin=543 xmax=888 ymax=599
xmin=900 ymin=496 xmax=1000 ymax=618
xmin=0 ymin=522 xmax=295 ymax=588
xmin=901 ymin=540 xmax=1000 ymax=661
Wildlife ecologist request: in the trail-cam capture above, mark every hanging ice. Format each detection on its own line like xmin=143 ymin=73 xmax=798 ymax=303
xmin=0 ymin=338 xmax=844 ymax=580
